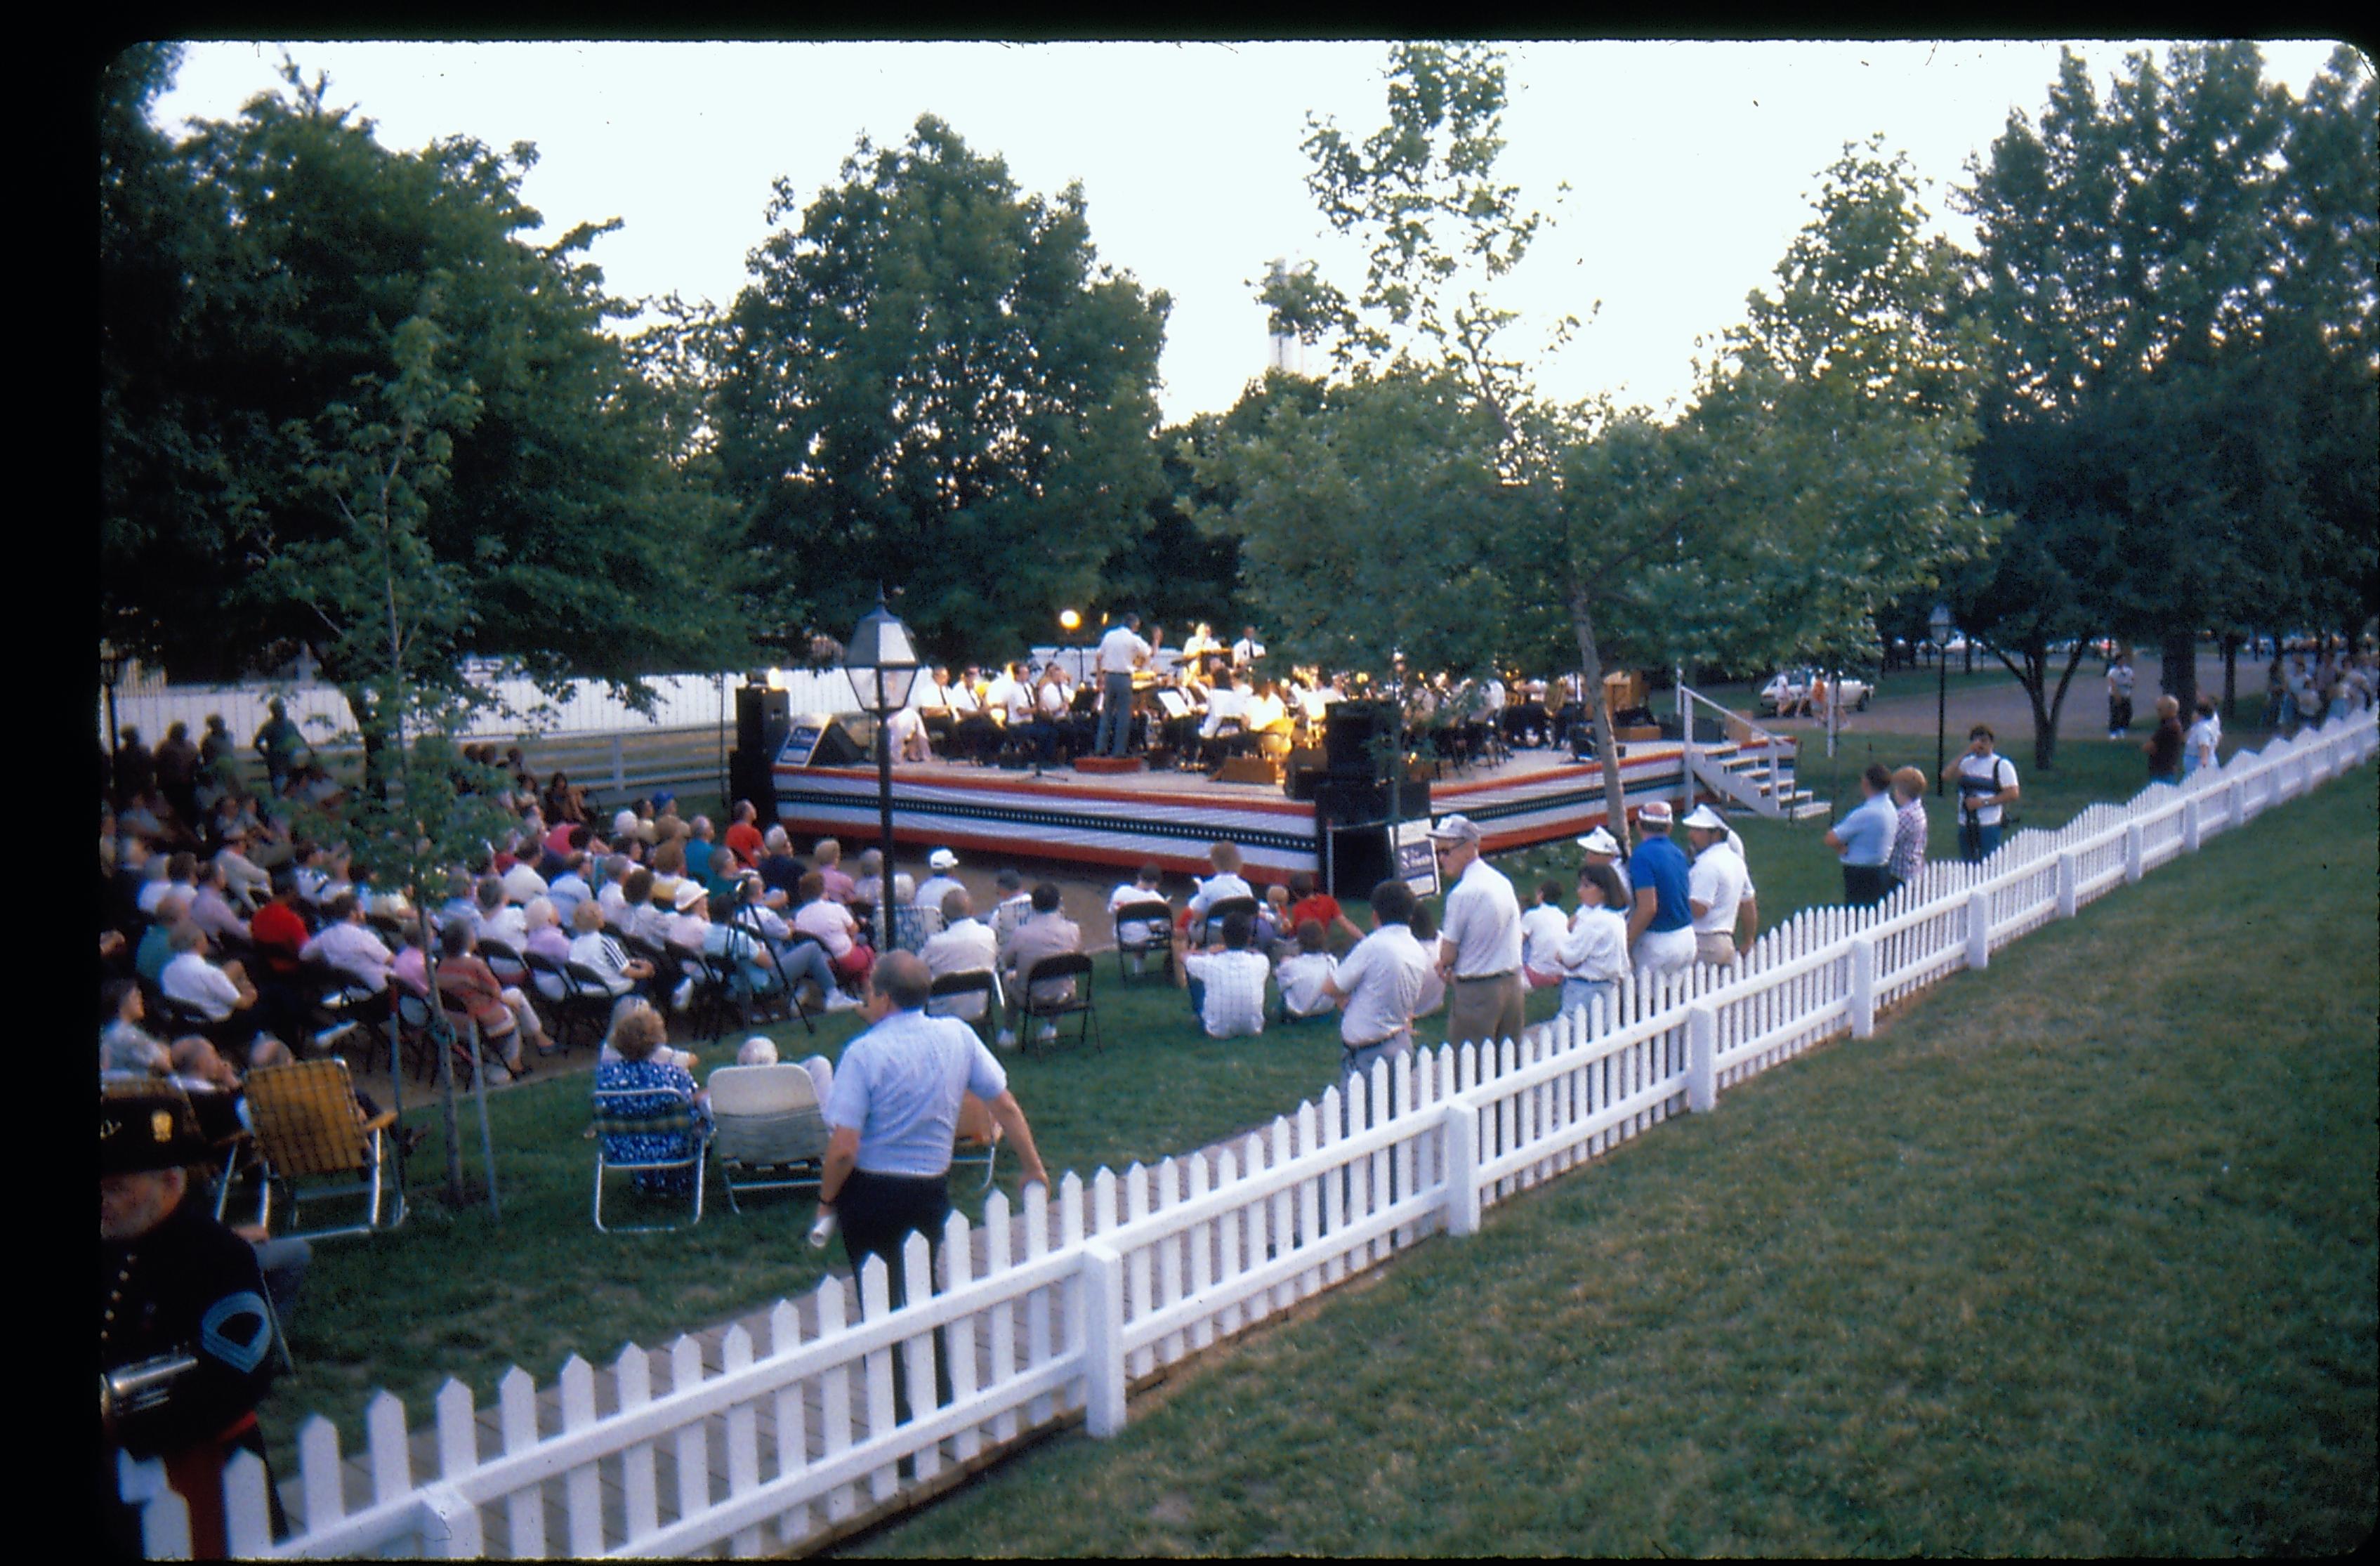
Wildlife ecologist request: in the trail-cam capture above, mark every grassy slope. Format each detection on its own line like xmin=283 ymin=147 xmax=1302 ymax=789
xmin=845 ymin=772 xmax=2377 ymax=1557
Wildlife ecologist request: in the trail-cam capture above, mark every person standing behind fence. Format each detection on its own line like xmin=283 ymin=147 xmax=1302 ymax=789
xmin=1556 ymin=862 xmax=1631 ymax=1027
xmin=251 ymin=699 xmax=305 ymax=798
xmin=1943 ymin=725 xmax=2019 ymax=863
xmin=1093 ymin=612 xmax=1150 ymax=758
xmin=1886 ymin=766 xmax=1929 ymax=897
xmin=2144 ymin=696 xmax=2185 ymax=786
xmin=1321 ymin=879 xmax=1432 ymax=1086
xmin=1428 ymin=814 xmax=1527 ymax=1051
xmin=1624 ymin=800 xmax=1696 ymax=975
xmin=1683 ymin=805 xmax=1754 ymax=959
xmin=1823 ymin=766 xmax=1898 ymax=908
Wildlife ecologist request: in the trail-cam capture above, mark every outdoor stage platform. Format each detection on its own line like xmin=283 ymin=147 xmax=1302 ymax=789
xmin=770 ymin=742 xmax=1693 ymax=885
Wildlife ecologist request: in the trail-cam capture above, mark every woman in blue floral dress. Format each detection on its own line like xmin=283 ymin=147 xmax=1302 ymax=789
xmin=593 ymin=1001 xmax=711 ymax=1192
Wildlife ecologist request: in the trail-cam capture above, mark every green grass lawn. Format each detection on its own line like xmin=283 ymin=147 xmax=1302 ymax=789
xmin=843 ymin=754 xmax=2378 ymax=1557
xmin=257 ymin=715 xmax=2355 ymax=1495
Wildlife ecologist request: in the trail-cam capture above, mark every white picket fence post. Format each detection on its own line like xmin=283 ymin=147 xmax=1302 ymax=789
xmin=1687 ymin=1005 xmax=1716 ymax=1112
xmin=2124 ymin=820 xmax=2144 ymax=883
xmin=1080 ymin=1242 xmax=1129 ymax=1437
xmin=1442 ymin=1098 xmax=1482 ymax=1237
xmin=2056 ymin=850 xmax=2078 ymax=919
xmin=1966 ymin=889 xmax=1992 ymax=970
xmin=1849 ymin=937 xmax=1876 ymax=1039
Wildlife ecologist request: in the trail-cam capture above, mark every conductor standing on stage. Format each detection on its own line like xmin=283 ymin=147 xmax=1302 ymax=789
xmin=1093 ymin=612 xmax=1151 ymax=758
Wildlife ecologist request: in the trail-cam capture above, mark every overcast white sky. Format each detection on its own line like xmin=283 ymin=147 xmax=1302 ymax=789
xmin=150 ymin=39 xmax=2354 ymax=425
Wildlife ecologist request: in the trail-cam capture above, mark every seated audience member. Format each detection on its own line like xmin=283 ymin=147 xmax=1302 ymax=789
xmin=570 ymin=900 xmax=655 ymax=999
xmin=138 ymin=851 xmax=199 ymax=917
xmin=792 ymin=871 xmax=874 ymax=992
xmin=662 ymin=879 xmax=714 ymax=953
xmin=1172 ymin=909 xmax=1270 ymax=1039
xmin=246 ymin=871 xmax=316 ymax=1034
xmin=988 ymin=867 xmax=1032 ymax=949
xmin=1275 ymin=919 xmax=1341 ymax=1021
xmin=596 ymin=854 xmax=635 ymax=927
xmin=812 ymin=838 xmax=857 ymax=905
xmin=520 ymin=897 xmax=573 ymax=1000
xmin=159 ymin=921 xmax=260 ymax=1043
xmin=736 ymin=1034 xmax=837 ymax=1105
xmin=138 ymin=890 xmax=194 ymax=985
xmin=543 ymin=853 xmax=594 ymax=926
xmin=724 ymin=875 xmax=860 ymax=1013
xmin=1106 ymin=862 xmax=1169 ymax=974
xmin=1285 ymin=869 xmax=1366 ymax=952
xmin=997 ymin=882 xmax=1081 ymax=1046
xmin=434 ymin=923 xmax=545 ymax=1079
xmin=920 ymin=888 xmax=1000 ymax=1020
xmin=1520 ymin=879 xmax=1570 ymax=989
xmin=287 ymin=841 xmax=334 ymax=909
xmin=435 ymin=871 xmax=480 ymax=935
xmin=912 ymin=848 xmax=966 ymax=928
xmin=596 ymin=996 xmax=695 ymax=1071
xmin=593 ymin=1001 xmax=710 ymax=1193
xmin=100 ymin=978 xmax=173 ymax=1079
xmin=1256 ymin=883 xmax=1295 ymax=956
xmin=850 ymin=848 xmax=913 ymax=918
xmin=886 ymin=701 xmax=933 ymax=763
xmin=756 ymin=828 xmax=806 ymax=904
xmin=1185 ymin=841 xmax=1254 ymax=933
xmin=301 ymin=893 xmax=393 ymax=992
xmin=701 ymin=846 xmax=745 ymax=904
xmin=188 ymin=860 xmax=254 ymax=947
xmin=723 ymin=801 xmax=766 ymax=868
xmin=475 ymin=876 xmax=528 ymax=951
xmin=617 ymin=868 xmax=673 ymax=951
xmin=543 ymin=770 xmax=591 ymax=826
xmin=216 ymin=831 xmax=273 ymax=912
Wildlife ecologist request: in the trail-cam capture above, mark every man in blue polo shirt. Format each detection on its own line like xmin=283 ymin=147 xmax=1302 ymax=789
xmin=1825 ymin=763 xmax=1900 ymax=907
xmin=818 ymin=952 xmax=1049 ymax=1303
xmin=1624 ymin=800 xmax=1696 ymax=975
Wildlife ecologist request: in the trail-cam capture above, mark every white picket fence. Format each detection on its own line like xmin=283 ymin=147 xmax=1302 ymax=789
xmin=121 ymin=710 xmax=2377 ymax=1559
xmin=98 ymin=671 xmax=862 ymax=751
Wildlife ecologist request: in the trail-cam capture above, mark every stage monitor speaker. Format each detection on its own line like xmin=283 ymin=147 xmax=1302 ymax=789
xmin=786 ymin=716 xmax=869 ymax=769
xmin=1323 ymin=702 xmax=1392 ymax=779
xmin=1283 ymin=746 xmax=1328 ymax=801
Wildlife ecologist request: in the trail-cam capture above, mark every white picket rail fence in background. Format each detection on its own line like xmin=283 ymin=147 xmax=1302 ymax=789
xmin=98 ymin=670 xmax=864 ymax=751
xmin=121 ymin=710 xmax=2376 ymax=1559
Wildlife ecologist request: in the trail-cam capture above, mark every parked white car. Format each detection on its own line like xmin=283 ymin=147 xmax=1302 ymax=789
xmin=1758 ymin=668 xmax=1872 ymax=717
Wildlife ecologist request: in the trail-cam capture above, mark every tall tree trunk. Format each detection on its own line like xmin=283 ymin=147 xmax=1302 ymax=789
xmin=2220 ymin=633 xmax=2240 ymax=721
xmin=1567 ymin=586 xmax=1634 ymax=853
xmin=2160 ymin=630 xmax=2199 ymax=719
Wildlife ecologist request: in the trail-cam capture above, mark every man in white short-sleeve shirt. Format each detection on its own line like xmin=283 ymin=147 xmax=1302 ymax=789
xmin=1429 ymin=813 xmax=1527 ymax=1050
xmin=817 ymin=954 xmax=1048 ymax=1305
xmin=1682 ymin=805 xmax=1749 ymax=965
xmin=1322 ymin=879 xmax=1433 ymax=1084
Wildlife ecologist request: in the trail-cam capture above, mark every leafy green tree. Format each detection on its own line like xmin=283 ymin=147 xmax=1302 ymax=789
xmin=716 ymin=116 xmax=1171 ymax=666
xmin=100 ymin=62 xmax=737 ymax=737
xmin=1957 ymin=43 xmax=2374 ymax=739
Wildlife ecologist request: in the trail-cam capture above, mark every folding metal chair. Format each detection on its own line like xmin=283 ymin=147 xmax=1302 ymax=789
xmin=951 ymin=1090 xmax=1003 ymax=1195
xmin=706 ymin=1064 xmax=829 ymax=1213
xmin=232 ymin=1059 xmax=405 ymax=1241
xmin=591 ymin=1085 xmax=709 ymax=1233
xmin=1013 ymin=952 xmax=1100 ymax=1056
xmin=926 ymin=968 xmax=1004 ymax=1046
xmin=524 ymin=948 xmax=611 ymax=1054
xmin=1197 ymin=895 xmax=1260 ymax=947
xmin=1111 ymin=897 xmax=1176 ymax=984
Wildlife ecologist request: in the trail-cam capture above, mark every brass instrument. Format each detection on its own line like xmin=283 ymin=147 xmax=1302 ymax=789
xmin=101 ymin=1351 xmax=199 ymax=1426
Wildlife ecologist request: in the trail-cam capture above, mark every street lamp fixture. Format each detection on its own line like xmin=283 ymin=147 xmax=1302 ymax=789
xmin=1929 ymin=603 xmax=1954 ymax=797
xmin=100 ymin=640 xmax=128 ymax=803
xmin=843 ymin=593 xmax=921 ymax=947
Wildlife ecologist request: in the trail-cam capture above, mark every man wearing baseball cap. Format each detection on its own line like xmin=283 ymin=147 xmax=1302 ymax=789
xmin=1426 ymin=814 xmax=1527 ymax=1049
xmin=1682 ymin=805 xmax=1750 ymax=965
xmin=1625 ymin=800 xmax=1697 ymax=975
xmin=100 ymin=1094 xmax=283 ymax=1556
xmin=913 ymin=849 xmax=966 ymax=928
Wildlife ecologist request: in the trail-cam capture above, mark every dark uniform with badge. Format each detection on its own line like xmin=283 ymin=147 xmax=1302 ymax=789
xmin=100 ymin=1094 xmax=281 ymax=1558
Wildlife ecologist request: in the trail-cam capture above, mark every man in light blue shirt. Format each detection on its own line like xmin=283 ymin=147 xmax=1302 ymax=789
xmin=820 ymin=952 xmax=1048 ymax=1301
xmin=1825 ymin=763 xmax=1899 ymax=907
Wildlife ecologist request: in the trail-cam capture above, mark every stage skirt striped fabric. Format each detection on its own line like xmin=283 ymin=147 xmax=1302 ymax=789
xmin=772 ymin=747 xmax=1691 ymax=881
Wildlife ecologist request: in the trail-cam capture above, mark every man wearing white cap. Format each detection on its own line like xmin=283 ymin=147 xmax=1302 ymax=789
xmin=1682 ymin=805 xmax=1750 ymax=966
xmin=1426 ymin=813 xmax=1527 ymax=1049
xmin=913 ymin=849 xmax=966 ymax=926
xmin=1624 ymin=800 xmax=1697 ymax=975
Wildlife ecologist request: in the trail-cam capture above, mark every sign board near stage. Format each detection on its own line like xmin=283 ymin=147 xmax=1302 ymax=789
xmin=1395 ymin=817 xmax=1439 ymax=899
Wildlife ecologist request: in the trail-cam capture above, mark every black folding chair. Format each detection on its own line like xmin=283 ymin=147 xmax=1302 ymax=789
xmin=926 ymin=968 xmax=1004 ymax=1046
xmin=1111 ymin=898 xmax=1176 ymax=984
xmin=1013 ymin=953 xmax=1100 ymax=1057
xmin=1197 ymin=895 xmax=1260 ymax=947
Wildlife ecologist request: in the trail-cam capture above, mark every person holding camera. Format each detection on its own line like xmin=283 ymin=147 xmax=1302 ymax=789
xmin=1941 ymin=723 xmax=2020 ymax=863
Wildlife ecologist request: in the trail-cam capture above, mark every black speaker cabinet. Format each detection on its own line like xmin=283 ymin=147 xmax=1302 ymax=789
xmin=730 ymin=685 xmax=795 ymax=814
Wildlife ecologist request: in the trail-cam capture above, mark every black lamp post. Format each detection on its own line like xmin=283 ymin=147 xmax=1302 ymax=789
xmin=844 ymin=593 xmax=921 ymax=949
xmin=1930 ymin=603 xmax=1954 ymax=798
